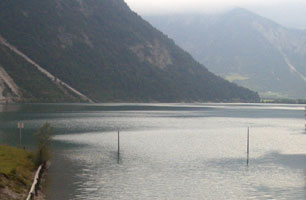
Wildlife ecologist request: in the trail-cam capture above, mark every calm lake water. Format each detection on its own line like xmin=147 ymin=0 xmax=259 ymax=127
xmin=0 ymin=103 xmax=306 ymax=199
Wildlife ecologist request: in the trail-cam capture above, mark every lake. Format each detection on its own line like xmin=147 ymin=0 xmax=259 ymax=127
xmin=0 ymin=103 xmax=305 ymax=199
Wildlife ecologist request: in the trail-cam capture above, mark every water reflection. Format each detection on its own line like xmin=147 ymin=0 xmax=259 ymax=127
xmin=1 ymin=103 xmax=306 ymax=199
xmin=0 ymin=104 xmax=22 ymax=112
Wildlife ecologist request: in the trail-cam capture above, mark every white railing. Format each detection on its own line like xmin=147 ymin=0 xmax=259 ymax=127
xmin=26 ymin=164 xmax=44 ymax=200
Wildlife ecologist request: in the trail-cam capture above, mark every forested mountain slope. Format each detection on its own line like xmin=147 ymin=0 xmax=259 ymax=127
xmin=0 ymin=1 xmax=259 ymax=102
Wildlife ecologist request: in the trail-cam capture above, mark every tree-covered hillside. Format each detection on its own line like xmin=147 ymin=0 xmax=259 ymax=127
xmin=0 ymin=44 xmax=82 ymax=102
xmin=0 ymin=0 xmax=259 ymax=102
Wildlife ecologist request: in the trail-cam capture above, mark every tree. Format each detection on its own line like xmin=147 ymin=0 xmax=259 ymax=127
xmin=35 ymin=122 xmax=53 ymax=166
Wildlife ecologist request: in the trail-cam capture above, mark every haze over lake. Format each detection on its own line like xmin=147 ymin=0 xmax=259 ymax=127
xmin=0 ymin=103 xmax=305 ymax=199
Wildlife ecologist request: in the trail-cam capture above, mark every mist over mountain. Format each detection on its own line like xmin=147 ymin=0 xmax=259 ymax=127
xmin=146 ymin=8 xmax=306 ymax=99
xmin=0 ymin=1 xmax=259 ymax=103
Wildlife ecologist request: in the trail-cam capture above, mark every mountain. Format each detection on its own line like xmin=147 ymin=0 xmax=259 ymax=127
xmin=0 ymin=1 xmax=259 ymax=103
xmin=146 ymin=8 xmax=306 ymax=99
xmin=0 ymin=36 xmax=90 ymax=103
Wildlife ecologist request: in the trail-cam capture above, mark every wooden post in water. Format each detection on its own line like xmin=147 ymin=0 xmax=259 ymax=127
xmin=117 ymin=130 xmax=120 ymax=156
xmin=247 ymin=127 xmax=249 ymax=166
xmin=304 ymin=106 xmax=306 ymax=131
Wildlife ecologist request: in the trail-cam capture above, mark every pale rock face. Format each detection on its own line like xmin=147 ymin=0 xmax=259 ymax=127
xmin=130 ymin=40 xmax=173 ymax=69
xmin=252 ymin=21 xmax=306 ymax=83
xmin=252 ymin=21 xmax=306 ymax=56
xmin=57 ymin=27 xmax=74 ymax=48
xmin=0 ymin=66 xmax=20 ymax=101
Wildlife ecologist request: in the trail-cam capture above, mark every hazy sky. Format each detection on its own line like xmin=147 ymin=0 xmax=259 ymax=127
xmin=125 ymin=0 xmax=306 ymax=29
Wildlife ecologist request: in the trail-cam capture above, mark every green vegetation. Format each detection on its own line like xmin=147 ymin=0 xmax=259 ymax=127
xmin=0 ymin=145 xmax=35 ymax=197
xmin=260 ymin=91 xmax=287 ymax=99
xmin=35 ymin=123 xmax=53 ymax=166
xmin=0 ymin=0 xmax=259 ymax=102
xmin=226 ymin=73 xmax=249 ymax=82
xmin=0 ymin=123 xmax=53 ymax=199
xmin=261 ymin=98 xmax=306 ymax=104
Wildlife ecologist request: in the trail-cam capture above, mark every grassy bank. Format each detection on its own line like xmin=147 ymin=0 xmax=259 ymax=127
xmin=0 ymin=145 xmax=36 ymax=200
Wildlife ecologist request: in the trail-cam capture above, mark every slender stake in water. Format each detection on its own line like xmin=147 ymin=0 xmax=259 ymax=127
xmin=247 ymin=127 xmax=249 ymax=166
xmin=118 ymin=130 xmax=120 ymax=156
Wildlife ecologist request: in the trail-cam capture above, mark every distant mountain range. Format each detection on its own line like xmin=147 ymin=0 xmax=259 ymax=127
xmin=146 ymin=8 xmax=306 ymax=99
xmin=0 ymin=1 xmax=259 ymax=103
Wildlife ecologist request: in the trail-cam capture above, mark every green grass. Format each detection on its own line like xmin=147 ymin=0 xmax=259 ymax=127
xmin=0 ymin=145 xmax=35 ymax=193
xmin=225 ymin=73 xmax=249 ymax=82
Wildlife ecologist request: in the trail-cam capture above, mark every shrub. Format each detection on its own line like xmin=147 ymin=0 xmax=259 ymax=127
xmin=35 ymin=123 xmax=53 ymax=166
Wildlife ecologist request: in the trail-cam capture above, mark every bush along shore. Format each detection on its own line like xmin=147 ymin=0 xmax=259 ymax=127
xmin=0 ymin=123 xmax=53 ymax=200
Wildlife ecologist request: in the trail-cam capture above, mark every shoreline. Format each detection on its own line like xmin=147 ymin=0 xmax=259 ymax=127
xmin=0 ymin=145 xmax=47 ymax=200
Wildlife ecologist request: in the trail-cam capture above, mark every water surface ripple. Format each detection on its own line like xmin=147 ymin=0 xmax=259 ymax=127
xmin=0 ymin=103 xmax=305 ymax=199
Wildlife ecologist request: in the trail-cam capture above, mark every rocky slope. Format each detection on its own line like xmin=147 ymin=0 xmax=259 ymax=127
xmin=0 ymin=1 xmax=259 ymax=103
xmin=146 ymin=8 xmax=306 ymax=99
